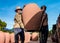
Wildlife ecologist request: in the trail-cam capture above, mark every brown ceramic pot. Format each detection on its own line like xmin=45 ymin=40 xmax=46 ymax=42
xmin=0 ymin=31 xmax=5 ymax=43
xmin=32 ymin=32 xmax=38 ymax=41
xmin=22 ymin=3 xmax=42 ymax=31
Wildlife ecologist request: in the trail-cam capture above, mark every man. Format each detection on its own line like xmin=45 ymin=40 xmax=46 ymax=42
xmin=40 ymin=5 xmax=48 ymax=43
xmin=52 ymin=24 xmax=58 ymax=43
xmin=13 ymin=6 xmax=25 ymax=43
xmin=56 ymin=14 xmax=60 ymax=43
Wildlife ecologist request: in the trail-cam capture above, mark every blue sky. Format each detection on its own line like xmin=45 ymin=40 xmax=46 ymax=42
xmin=0 ymin=0 xmax=60 ymax=30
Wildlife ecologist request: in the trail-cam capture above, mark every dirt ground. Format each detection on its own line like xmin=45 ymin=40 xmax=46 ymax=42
xmin=26 ymin=37 xmax=53 ymax=43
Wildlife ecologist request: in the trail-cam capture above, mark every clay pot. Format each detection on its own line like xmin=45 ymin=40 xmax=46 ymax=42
xmin=32 ymin=32 xmax=38 ymax=41
xmin=0 ymin=31 xmax=5 ymax=43
xmin=4 ymin=32 xmax=10 ymax=43
xmin=25 ymin=32 xmax=31 ymax=43
xmin=22 ymin=3 xmax=42 ymax=31
xmin=10 ymin=33 xmax=15 ymax=43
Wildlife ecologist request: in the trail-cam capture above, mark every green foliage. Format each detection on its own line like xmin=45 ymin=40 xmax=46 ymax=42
xmin=48 ymin=30 xmax=52 ymax=37
xmin=0 ymin=19 xmax=14 ymax=33
xmin=0 ymin=19 xmax=7 ymax=31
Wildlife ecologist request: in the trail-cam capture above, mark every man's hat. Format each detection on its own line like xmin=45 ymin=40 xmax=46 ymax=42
xmin=15 ymin=6 xmax=22 ymax=12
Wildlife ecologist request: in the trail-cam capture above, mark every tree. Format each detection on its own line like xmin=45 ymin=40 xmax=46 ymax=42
xmin=48 ymin=30 xmax=52 ymax=37
xmin=0 ymin=19 xmax=7 ymax=31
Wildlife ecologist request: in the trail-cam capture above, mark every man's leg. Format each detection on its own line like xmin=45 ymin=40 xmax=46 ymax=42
xmin=40 ymin=31 xmax=48 ymax=43
xmin=43 ymin=25 xmax=48 ymax=43
xmin=44 ymin=31 xmax=48 ymax=43
xmin=15 ymin=33 xmax=19 ymax=43
xmin=40 ymin=32 xmax=44 ymax=43
xmin=40 ymin=26 xmax=44 ymax=43
xmin=40 ymin=26 xmax=48 ymax=43
xmin=19 ymin=29 xmax=25 ymax=43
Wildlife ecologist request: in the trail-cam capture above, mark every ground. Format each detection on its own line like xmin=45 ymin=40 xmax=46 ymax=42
xmin=26 ymin=37 xmax=54 ymax=43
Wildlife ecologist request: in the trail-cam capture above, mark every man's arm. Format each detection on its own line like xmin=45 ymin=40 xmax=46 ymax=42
xmin=15 ymin=14 xmax=22 ymax=24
